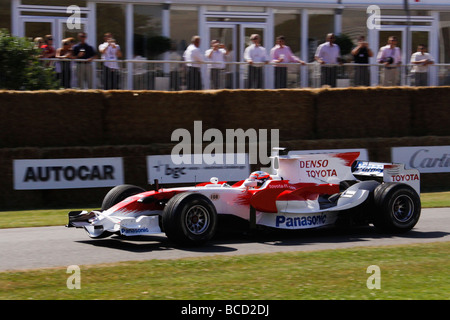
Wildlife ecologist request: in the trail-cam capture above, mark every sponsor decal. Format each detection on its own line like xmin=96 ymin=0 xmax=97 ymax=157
xmin=299 ymin=160 xmax=329 ymax=168
xmin=120 ymin=227 xmax=150 ymax=235
xmin=275 ymin=213 xmax=327 ymax=228
xmin=354 ymin=161 xmax=385 ymax=173
xmin=390 ymin=174 xmax=420 ymax=182
xmin=210 ymin=194 xmax=220 ymax=200
xmin=305 ymin=169 xmax=337 ymax=178
xmin=299 ymin=159 xmax=337 ymax=178
xmin=267 ymin=182 xmax=296 ymax=189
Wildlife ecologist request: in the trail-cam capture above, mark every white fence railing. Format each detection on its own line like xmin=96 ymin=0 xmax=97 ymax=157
xmin=41 ymin=58 xmax=450 ymax=90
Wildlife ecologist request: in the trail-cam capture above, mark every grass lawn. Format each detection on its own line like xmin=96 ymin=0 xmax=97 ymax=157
xmin=0 ymin=242 xmax=448 ymax=300
xmin=0 ymin=191 xmax=448 ymax=301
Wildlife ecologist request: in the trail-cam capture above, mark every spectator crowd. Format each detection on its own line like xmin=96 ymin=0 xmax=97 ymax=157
xmin=34 ymin=31 xmax=435 ymax=90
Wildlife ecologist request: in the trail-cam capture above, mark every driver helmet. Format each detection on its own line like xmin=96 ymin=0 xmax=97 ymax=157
xmin=248 ymin=171 xmax=272 ymax=187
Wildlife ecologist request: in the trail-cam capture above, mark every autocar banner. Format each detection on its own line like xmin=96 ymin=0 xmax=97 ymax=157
xmin=13 ymin=158 xmax=124 ymax=190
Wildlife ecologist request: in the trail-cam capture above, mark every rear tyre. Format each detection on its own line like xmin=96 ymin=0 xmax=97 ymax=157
xmin=373 ymin=183 xmax=421 ymax=233
xmin=162 ymin=192 xmax=217 ymax=246
xmin=101 ymin=184 xmax=146 ymax=210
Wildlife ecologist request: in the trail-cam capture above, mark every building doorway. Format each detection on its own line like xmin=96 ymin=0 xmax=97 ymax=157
xmin=368 ymin=12 xmax=435 ymax=86
xmin=207 ymin=22 xmax=267 ymax=88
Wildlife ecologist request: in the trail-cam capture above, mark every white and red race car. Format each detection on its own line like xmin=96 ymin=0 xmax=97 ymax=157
xmin=67 ymin=149 xmax=421 ymax=246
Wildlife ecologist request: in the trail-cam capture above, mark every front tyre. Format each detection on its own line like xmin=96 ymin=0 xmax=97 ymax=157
xmin=101 ymin=184 xmax=146 ymax=210
xmin=373 ymin=183 xmax=421 ymax=233
xmin=162 ymin=192 xmax=218 ymax=246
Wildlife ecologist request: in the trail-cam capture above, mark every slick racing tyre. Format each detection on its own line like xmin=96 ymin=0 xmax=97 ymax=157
xmin=162 ymin=192 xmax=218 ymax=246
xmin=101 ymin=184 xmax=146 ymax=210
xmin=373 ymin=183 xmax=421 ymax=233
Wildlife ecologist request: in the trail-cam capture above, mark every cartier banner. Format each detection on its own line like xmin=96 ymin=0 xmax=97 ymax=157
xmin=391 ymin=146 xmax=450 ymax=173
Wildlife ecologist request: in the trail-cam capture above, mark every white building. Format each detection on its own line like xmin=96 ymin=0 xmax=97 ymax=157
xmin=3 ymin=0 xmax=450 ymax=88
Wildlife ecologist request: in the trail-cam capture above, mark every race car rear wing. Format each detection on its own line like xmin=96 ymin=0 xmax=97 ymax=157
xmin=269 ymin=148 xmax=420 ymax=195
xmin=352 ymin=161 xmax=420 ymax=195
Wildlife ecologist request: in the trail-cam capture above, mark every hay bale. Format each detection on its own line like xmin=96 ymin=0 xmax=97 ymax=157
xmin=411 ymin=86 xmax=450 ymax=136
xmin=103 ymin=91 xmax=219 ymax=145
xmin=216 ymin=89 xmax=316 ymax=140
xmin=0 ymin=90 xmax=105 ymax=148
xmin=315 ymin=87 xmax=412 ymax=139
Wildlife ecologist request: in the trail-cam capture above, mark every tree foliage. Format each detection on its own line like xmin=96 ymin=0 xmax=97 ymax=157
xmin=0 ymin=29 xmax=59 ymax=90
xmin=335 ymin=33 xmax=354 ymax=56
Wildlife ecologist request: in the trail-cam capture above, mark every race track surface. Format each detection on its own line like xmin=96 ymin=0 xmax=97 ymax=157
xmin=0 ymin=208 xmax=449 ymax=271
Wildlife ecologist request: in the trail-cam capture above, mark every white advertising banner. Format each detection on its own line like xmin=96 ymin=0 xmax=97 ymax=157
xmin=147 ymin=154 xmax=250 ymax=184
xmin=289 ymin=148 xmax=369 ymax=161
xmin=391 ymin=146 xmax=450 ymax=173
xmin=14 ymin=158 xmax=124 ymax=190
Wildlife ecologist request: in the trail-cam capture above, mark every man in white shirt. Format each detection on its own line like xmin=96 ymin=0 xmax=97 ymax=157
xmin=205 ymin=40 xmax=225 ymax=89
xmin=244 ymin=34 xmax=268 ymax=89
xmin=315 ymin=33 xmax=341 ymax=87
xmin=377 ymin=36 xmax=402 ymax=86
xmin=99 ymin=33 xmax=122 ymax=89
xmin=183 ymin=35 xmax=203 ymax=90
xmin=410 ymin=44 xmax=434 ymax=86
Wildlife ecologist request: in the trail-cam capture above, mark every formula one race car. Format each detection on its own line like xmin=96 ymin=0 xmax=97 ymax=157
xmin=67 ymin=149 xmax=421 ymax=246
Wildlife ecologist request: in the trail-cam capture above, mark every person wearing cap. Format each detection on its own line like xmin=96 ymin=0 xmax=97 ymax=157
xmin=244 ymin=34 xmax=269 ymax=89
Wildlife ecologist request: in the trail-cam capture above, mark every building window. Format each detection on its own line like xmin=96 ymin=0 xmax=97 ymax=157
xmin=342 ymin=10 xmax=367 ymax=43
xmin=170 ymin=7 xmax=198 ymax=57
xmin=440 ymin=12 xmax=450 ymax=63
xmin=96 ymin=3 xmax=126 ymax=57
xmin=133 ymin=5 xmax=163 ymax=59
xmin=21 ymin=0 xmax=86 ymax=5
xmin=274 ymin=11 xmax=301 ymax=56
xmin=308 ymin=11 xmax=334 ymax=62
xmin=0 ymin=0 xmax=11 ymax=31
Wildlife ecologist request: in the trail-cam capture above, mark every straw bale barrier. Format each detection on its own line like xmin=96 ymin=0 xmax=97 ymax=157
xmin=410 ymin=86 xmax=450 ymax=136
xmin=0 ymin=90 xmax=105 ymax=148
xmin=315 ymin=87 xmax=412 ymax=138
xmin=0 ymin=87 xmax=449 ymax=148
